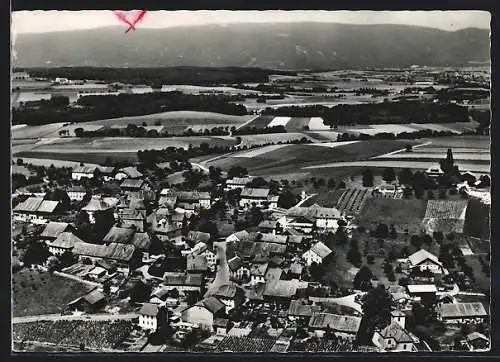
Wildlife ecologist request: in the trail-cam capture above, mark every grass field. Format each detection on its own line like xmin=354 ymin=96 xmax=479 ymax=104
xmin=355 ymin=197 xmax=428 ymax=234
xmin=14 ymin=151 xmax=139 ymax=164
xmin=12 ymin=269 xmax=93 ymax=317
xmin=237 ymin=132 xmax=315 ymax=147
xmin=12 ymin=123 xmax=66 ymax=140
xmin=84 ymin=110 xmax=252 ymax=127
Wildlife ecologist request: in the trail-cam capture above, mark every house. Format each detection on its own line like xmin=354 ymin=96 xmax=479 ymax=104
xmin=81 ymin=196 xmax=115 ymax=224
xmin=71 ymin=165 xmax=99 ymax=181
xmin=375 ymin=184 xmax=397 ymax=197
xmin=98 ymin=166 xmax=116 ymax=181
xmin=390 ymin=310 xmax=407 ymax=328
xmin=87 ymin=266 xmax=107 ymax=280
xmin=226 ymin=230 xmax=250 ymax=243
xmin=13 ymin=197 xmax=61 ymax=224
xmin=465 ymin=332 xmax=490 ymax=351
xmin=239 ymin=188 xmax=271 ymax=208
xmin=406 ymin=284 xmax=438 ymax=303
xmin=67 ymin=186 xmax=87 ymax=201
xmin=407 ymin=249 xmax=445 ymax=274
xmin=225 ymin=176 xmax=254 ymax=191
xmin=258 ymin=220 xmax=279 ymax=234
xmin=115 ymin=167 xmax=143 ymax=180
xmin=12 ymin=71 xmax=30 ymax=80
xmin=268 ymin=196 xmax=279 ymax=209
xmin=308 ymin=312 xmax=362 ymax=340
xmin=213 ymin=318 xmax=232 ymax=336
xmin=130 ymin=232 xmax=152 ymax=252
xmin=228 ymin=256 xmax=250 ymax=281
xmin=138 ymin=303 xmax=168 ymax=331
xmin=47 ymin=232 xmax=84 ymax=256
xmin=287 ymin=299 xmax=321 ymax=319
xmin=182 ymin=242 xmax=217 ymax=272
xmin=285 ymin=204 xmax=345 ymax=233
xmin=185 ymin=231 xmax=211 ymax=245
xmin=187 ymin=254 xmax=209 ymax=273
xmin=249 ymin=263 xmax=269 ymax=285
xmin=164 ymin=273 xmax=203 ymax=292
xmin=120 ymin=179 xmax=146 ymax=192
xmin=118 ymin=208 xmax=147 ymax=232
xmin=263 ymin=279 xmax=305 ymax=307
xmin=103 ymin=225 xmax=135 ymax=245
xmin=181 ymin=296 xmax=226 ymax=329
xmin=437 ymin=302 xmax=488 ymax=324
xmin=302 ymin=242 xmax=333 ymax=266
xmin=259 ymin=233 xmax=288 ymax=245
xmin=372 ymin=322 xmax=417 ymax=352
xmin=177 ymin=191 xmax=211 ymax=209
xmin=67 ymin=288 xmax=106 ymax=313
xmin=40 ymin=221 xmax=71 ymax=242
xmin=212 ymin=284 xmax=245 ymax=313
xmin=72 ymin=241 xmax=140 ymax=268
xmin=425 ymin=164 xmax=445 ymax=178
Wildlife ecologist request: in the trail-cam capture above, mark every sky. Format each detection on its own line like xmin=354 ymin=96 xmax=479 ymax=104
xmin=12 ymin=10 xmax=491 ymax=34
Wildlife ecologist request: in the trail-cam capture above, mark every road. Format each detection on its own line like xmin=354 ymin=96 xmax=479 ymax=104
xmin=204 ymin=240 xmax=230 ymax=297
xmin=13 ymin=313 xmax=138 ymax=324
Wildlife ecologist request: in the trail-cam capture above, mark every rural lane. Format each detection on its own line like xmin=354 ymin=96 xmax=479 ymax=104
xmin=13 ymin=313 xmax=138 ymax=324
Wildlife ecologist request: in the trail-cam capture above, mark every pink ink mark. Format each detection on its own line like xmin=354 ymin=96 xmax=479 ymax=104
xmin=113 ymin=10 xmax=147 ymax=33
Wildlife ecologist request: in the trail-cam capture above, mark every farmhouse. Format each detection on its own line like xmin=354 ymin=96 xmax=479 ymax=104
xmin=258 ymin=220 xmax=279 ymax=234
xmin=437 ymin=302 xmax=488 ymax=324
xmin=138 ymin=303 xmax=168 ymax=332
xmin=287 ymin=299 xmax=322 ymax=319
xmin=13 ymin=197 xmax=61 ymax=224
xmin=81 ymin=196 xmax=116 ymax=224
xmin=115 ymin=166 xmax=143 ymax=180
xmin=249 ymin=262 xmax=269 ymax=285
xmin=164 ymin=273 xmax=203 ymax=292
xmin=67 ymin=288 xmax=106 ymax=313
xmin=67 ymin=185 xmax=87 ymax=201
xmin=98 ymin=166 xmax=116 ymax=181
xmin=120 ymin=179 xmax=146 ymax=192
xmin=71 ymin=165 xmax=99 ymax=181
xmin=181 ymin=296 xmax=226 ymax=329
xmin=308 ymin=312 xmax=362 ymax=340
xmin=228 ymin=256 xmax=250 ymax=281
xmin=263 ymin=279 xmax=305 ymax=307
xmin=47 ymin=232 xmax=84 ymax=255
xmin=375 ymin=184 xmax=397 ymax=197
xmin=466 ymin=332 xmax=490 ymax=351
xmin=425 ymin=164 xmax=445 ymax=178
xmin=372 ymin=322 xmax=417 ymax=352
xmin=72 ymin=241 xmax=141 ymax=267
xmin=239 ymin=188 xmax=271 ymax=208
xmin=40 ymin=221 xmax=71 ymax=241
xmin=118 ymin=208 xmax=147 ymax=232
xmin=407 ymin=249 xmax=445 ymax=274
xmin=103 ymin=226 xmax=135 ymax=245
xmin=177 ymin=191 xmax=212 ymax=209
xmin=212 ymin=284 xmax=246 ymax=313
xmin=225 ymin=176 xmax=255 ymax=191
xmin=302 ymin=242 xmax=333 ymax=266
xmin=285 ymin=204 xmax=344 ymax=232
xmin=259 ymin=233 xmax=288 ymax=245
xmin=406 ymin=284 xmax=437 ymax=302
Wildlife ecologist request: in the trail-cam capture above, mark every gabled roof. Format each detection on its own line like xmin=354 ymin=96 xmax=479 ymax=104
xmin=131 ymin=232 xmax=151 ymax=251
xmin=37 ymin=200 xmax=60 ymax=214
xmin=197 ymin=296 xmax=225 ymax=314
xmin=187 ymin=254 xmax=208 ymax=271
xmin=213 ymin=284 xmax=243 ymax=299
xmin=49 ymin=232 xmax=84 ymax=249
xmin=120 ymin=179 xmax=145 ymax=189
xmin=40 ymin=222 xmax=69 ymax=239
xmin=439 ymin=302 xmax=487 ymax=318
xmin=72 ymin=242 xmax=136 ymax=262
xmin=288 ymin=300 xmax=321 ymax=317
xmin=287 ymin=204 xmax=342 ymax=220
xmin=13 ymin=197 xmax=44 ymax=212
xmin=263 ymin=279 xmax=301 ymax=299
xmin=309 ymin=312 xmax=362 ymax=334
xmin=98 ymin=166 xmax=116 ymax=175
xmin=466 ymin=332 xmax=489 ymax=342
xmin=378 ymin=322 xmax=414 ymax=343
xmin=407 ymin=284 xmax=438 ymax=294
xmin=240 ymin=188 xmax=270 ymax=198
xmin=309 ymin=241 xmax=333 ymax=259
xmin=177 ymin=191 xmax=211 ymax=201
xmin=226 ymin=176 xmax=254 ymax=186
xmin=82 ymin=288 xmax=105 ymax=305
xmin=408 ymin=249 xmax=441 ymax=267
xmin=260 ymin=233 xmax=288 ymax=245
xmin=186 ymin=230 xmax=211 ymax=244
xmin=82 ymin=197 xmax=114 ymax=212
xmin=103 ymin=226 xmax=135 ymax=244
xmin=73 ymin=165 xmax=98 ymax=174
xmin=139 ymin=302 xmax=160 ymax=316
xmin=258 ymin=220 xmax=278 ymax=229
xmin=250 ymin=262 xmax=269 ymax=276
xmin=228 ymin=256 xmax=244 ymax=272
xmin=67 ymin=185 xmax=87 ymax=193
xmin=118 ymin=167 xmax=143 ymax=179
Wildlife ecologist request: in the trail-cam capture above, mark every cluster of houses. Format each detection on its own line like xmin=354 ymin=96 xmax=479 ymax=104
xmin=11 ymin=161 xmax=490 ymax=353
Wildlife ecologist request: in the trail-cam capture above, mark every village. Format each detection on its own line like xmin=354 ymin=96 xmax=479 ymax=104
xmin=11 ymin=146 xmax=490 ymax=353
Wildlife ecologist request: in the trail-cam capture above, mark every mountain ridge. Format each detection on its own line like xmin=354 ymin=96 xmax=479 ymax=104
xmin=13 ymin=22 xmax=490 ymax=69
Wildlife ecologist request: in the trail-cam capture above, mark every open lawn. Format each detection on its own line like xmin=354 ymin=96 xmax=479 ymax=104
xmin=12 ymin=269 xmax=93 ymax=317
xmin=84 ymin=110 xmax=252 ymax=128
xmin=356 ymin=197 xmax=428 ymax=235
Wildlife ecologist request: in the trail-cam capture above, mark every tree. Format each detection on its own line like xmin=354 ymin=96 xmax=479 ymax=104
xmin=375 ymin=223 xmax=389 ymax=238
xmin=422 ymin=234 xmax=433 ymax=245
xmin=327 ymin=178 xmax=336 ymax=189
xmin=347 ymin=246 xmax=362 ymax=267
xmin=398 ymin=168 xmax=413 ymax=185
xmin=16 ymin=158 xmax=24 ymax=166
xmin=353 ymin=266 xmax=373 ymax=291
xmin=389 ymin=225 xmax=397 ymax=239
xmin=410 ymin=235 xmax=422 ymax=249
xmin=359 ymin=285 xmax=393 ymax=343
xmin=21 ymin=241 xmax=50 ymax=266
xmin=433 ymin=231 xmax=444 ymax=244
xmin=93 ymin=210 xmax=115 ymax=240
xmin=277 ymin=190 xmax=298 ymax=209
xmin=46 ymin=255 xmax=61 ymax=272
xmin=46 ymin=188 xmax=71 ymax=211
xmin=382 ymin=167 xmax=396 ymax=183
xmin=427 ymin=190 xmax=435 ymax=199
xmin=309 ymin=262 xmax=325 ymax=281
xmin=362 ymin=168 xmax=374 ymax=187
xmin=227 ymin=165 xmax=248 ymax=179
xmin=405 ymin=144 xmax=413 ymax=152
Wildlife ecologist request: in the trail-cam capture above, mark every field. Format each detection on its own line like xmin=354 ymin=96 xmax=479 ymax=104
xmin=84 ymin=110 xmax=252 ymax=128
xmin=237 ymin=133 xmax=316 ymax=147
xmin=355 ymin=197 xmax=428 ymax=234
xmin=12 ymin=123 xmax=66 ymax=140
xmin=13 ymin=320 xmax=134 ymax=350
xmin=206 ymin=140 xmax=418 ymax=179
xmin=336 ymin=188 xmax=370 ymax=214
xmin=12 ymin=269 xmax=93 ymax=317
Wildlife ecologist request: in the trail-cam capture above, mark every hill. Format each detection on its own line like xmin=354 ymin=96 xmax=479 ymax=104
xmin=13 ymin=23 xmax=490 ymax=69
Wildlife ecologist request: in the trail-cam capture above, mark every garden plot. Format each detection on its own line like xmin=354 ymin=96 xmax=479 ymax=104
xmin=267 ymin=116 xmax=291 ymax=128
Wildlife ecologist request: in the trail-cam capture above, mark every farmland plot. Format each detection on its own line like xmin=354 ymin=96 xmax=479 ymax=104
xmin=308 ymin=117 xmax=331 ymax=131
xmin=337 ymin=188 xmax=369 ymax=214
xmin=422 ymin=200 xmax=469 ymax=234
xmin=237 ymin=132 xmax=315 ymax=147
xmin=12 ymin=123 xmax=66 ymax=139
xmin=267 ymin=116 xmax=291 ymax=128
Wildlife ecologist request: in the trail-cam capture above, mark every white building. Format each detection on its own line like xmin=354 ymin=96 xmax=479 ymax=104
xmin=71 ymin=166 xmax=98 ymax=181
xmin=225 ymin=176 xmax=254 ymax=191
xmin=138 ymin=303 xmax=168 ymax=331
xmin=302 ymin=241 xmax=333 ymax=266
xmin=407 ymin=249 xmax=445 ymax=274
xmin=239 ymin=188 xmax=271 ymax=208
xmin=372 ymin=322 xmax=418 ymax=352
xmin=67 ymin=186 xmax=87 ymax=201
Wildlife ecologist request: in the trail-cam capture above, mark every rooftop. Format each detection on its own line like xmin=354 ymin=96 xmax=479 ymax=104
xmin=439 ymin=302 xmax=487 ymax=318
xmin=309 ymin=312 xmax=362 ymax=334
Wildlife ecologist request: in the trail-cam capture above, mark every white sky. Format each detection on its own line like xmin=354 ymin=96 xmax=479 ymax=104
xmin=12 ymin=10 xmax=490 ymax=34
